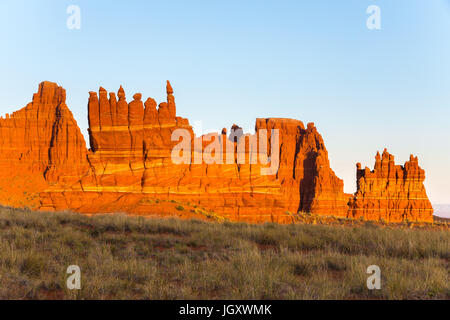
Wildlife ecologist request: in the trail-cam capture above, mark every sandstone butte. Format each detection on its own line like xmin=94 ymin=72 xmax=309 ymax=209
xmin=0 ymin=81 xmax=434 ymax=223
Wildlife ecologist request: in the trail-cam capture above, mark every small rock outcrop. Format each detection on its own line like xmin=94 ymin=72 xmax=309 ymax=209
xmin=348 ymin=149 xmax=433 ymax=222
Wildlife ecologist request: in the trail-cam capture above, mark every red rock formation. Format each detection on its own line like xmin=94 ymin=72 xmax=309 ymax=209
xmin=0 ymin=81 xmax=434 ymax=223
xmin=254 ymin=119 xmax=348 ymax=217
xmin=0 ymin=82 xmax=88 ymax=208
xmin=348 ymin=149 xmax=433 ymax=222
xmin=40 ymin=82 xmax=348 ymax=222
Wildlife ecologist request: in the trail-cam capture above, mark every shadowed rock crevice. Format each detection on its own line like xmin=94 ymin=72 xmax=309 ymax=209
xmin=298 ymin=151 xmax=318 ymax=213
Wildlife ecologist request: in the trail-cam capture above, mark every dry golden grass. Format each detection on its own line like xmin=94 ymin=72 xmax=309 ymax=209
xmin=0 ymin=207 xmax=447 ymax=300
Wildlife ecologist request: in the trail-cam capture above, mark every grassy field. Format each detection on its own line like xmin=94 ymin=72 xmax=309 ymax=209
xmin=0 ymin=207 xmax=448 ymax=300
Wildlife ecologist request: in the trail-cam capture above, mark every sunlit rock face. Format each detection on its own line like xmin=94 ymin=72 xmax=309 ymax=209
xmin=0 ymin=81 xmax=89 ymax=208
xmin=0 ymin=81 xmax=433 ymax=223
xmin=348 ymin=149 xmax=434 ymax=223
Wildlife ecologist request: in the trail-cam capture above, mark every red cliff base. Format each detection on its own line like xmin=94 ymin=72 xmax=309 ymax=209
xmin=0 ymin=82 xmax=433 ymax=223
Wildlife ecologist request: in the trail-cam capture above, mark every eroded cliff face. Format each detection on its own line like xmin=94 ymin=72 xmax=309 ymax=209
xmin=0 ymin=82 xmax=88 ymax=208
xmin=348 ymin=149 xmax=434 ymax=222
xmin=40 ymin=81 xmax=347 ymax=222
xmin=84 ymin=82 xmax=192 ymax=193
xmin=0 ymin=81 xmax=434 ymax=223
xmin=255 ymin=119 xmax=348 ymax=217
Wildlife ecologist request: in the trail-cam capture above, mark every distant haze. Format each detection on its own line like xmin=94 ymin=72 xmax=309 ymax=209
xmin=433 ymin=204 xmax=450 ymax=218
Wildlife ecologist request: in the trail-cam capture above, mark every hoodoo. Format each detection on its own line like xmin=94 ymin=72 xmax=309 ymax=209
xmin=0 ymin=81 xmax=434 ymax=223
xmin=348 ymin=149 xmax=433 ymax=222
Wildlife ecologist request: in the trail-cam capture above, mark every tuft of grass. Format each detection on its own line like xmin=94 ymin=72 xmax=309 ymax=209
xmin=20 ymin=254 xmax=46 ymax=278
xmin=292 ymin=261 xmax=311 ymax=277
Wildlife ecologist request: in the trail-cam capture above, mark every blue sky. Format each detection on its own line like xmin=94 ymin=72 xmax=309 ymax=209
xmin=0 ymin=0 xmax=449 ymax=204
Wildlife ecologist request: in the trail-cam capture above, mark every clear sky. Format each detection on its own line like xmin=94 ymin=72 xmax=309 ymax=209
xmin=0 ymin=0 xmax=449 ymax=205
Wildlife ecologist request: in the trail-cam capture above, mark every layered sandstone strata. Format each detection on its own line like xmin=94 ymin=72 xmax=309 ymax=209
xmin=43 ymin=82 xmax=347 ymax=222
xmin=85 ymin=81 xmax=193 ymax=193
xmin=254 ymin=119 xmax=348 ymax=216
xmin=348 ymin=149 xmax=433 ymax=222
xmin=0 ymin=82 xmax=88 ymax=208
xmin=0 ymin=81 xmax=434 ymax=223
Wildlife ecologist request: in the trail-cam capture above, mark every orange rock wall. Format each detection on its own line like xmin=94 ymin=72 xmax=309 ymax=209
xmin=0 ymin=81 xmax=434 ymax=223
xmin=41 ymin=81 xmax=347 ymax=222
xmin=0 ymin=82 xmax=88 ymax=208
xmin=348 ymin=149 xmax=433 ymax=222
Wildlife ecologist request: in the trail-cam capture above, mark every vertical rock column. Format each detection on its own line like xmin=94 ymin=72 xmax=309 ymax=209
xmin=86 ymin=86 xmax=145 ymax=191
xmin=142 ymin=81 xmax=194 ymax=194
